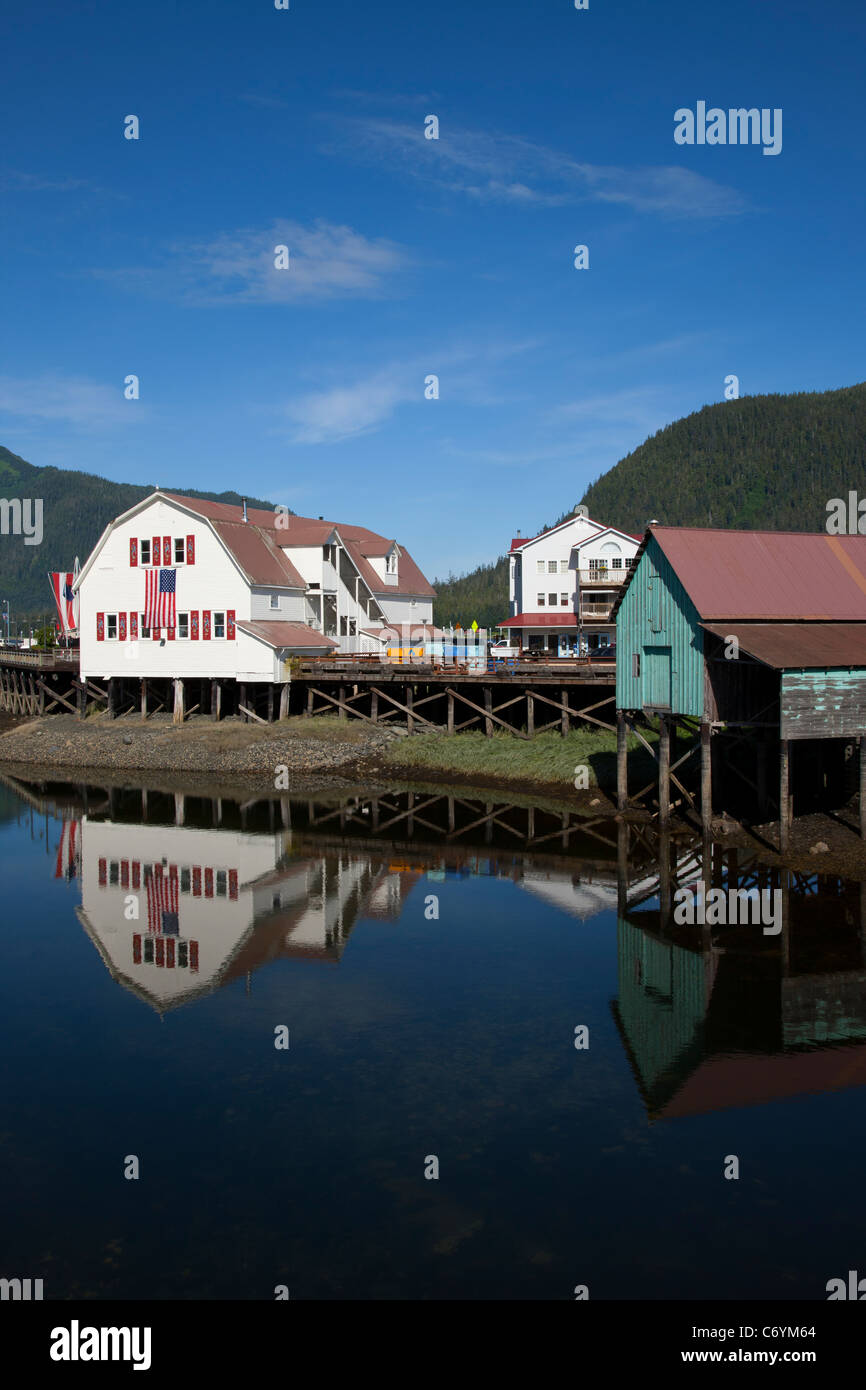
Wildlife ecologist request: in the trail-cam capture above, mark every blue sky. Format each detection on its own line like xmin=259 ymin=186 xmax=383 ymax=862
xmin=1 ymin=0 xmax=864 ymax=578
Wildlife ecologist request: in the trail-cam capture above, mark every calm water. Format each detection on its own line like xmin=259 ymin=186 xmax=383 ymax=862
xmin=1 ymin=775 xmax=865 ymax=1301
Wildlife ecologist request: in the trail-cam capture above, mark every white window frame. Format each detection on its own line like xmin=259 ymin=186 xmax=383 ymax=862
xmin=536 ymin=559 xmax=545 ymax=574
xmin=140 ymin=613 xmax=152 ymax=640
xmin=174 ymin=537 xmax=186 ymax=566
xmin=213 ymin=611 xmax=226 ymax=640
xmin=106 ymin=613 xmax=118 ymax=640
xmin=386 ymin=550 xmax=398 ymax=575
xmin=560 ymin=559 xmax=569 ymax=573
xmin=140 ymin=539 xmax=151 ymax=566
xmin=177 ymin=612 xmax=190 ymax=640
xmin=560 ymin=593 xmax=568 ymax=606
xmin=548 ymin=560 xmax=557 ymax=574
xmin=269 ymin=593 xmax=280 ymax=610
xmin=537 ymin=593 xmax=546 ymax=607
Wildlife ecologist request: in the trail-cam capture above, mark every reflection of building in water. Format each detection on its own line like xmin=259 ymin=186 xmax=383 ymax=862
xmin=76 ymin=819 xmax=423 ymax=1012
xmin=614 ymin=835 xmax=866 ymax=1120
xmin=520 ymin=870 xmax=617 ymax=922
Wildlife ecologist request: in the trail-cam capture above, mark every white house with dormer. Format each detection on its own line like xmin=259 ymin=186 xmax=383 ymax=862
xmin=75 ymin=491 xmax=436 ymax=683
xmin=501 ymin=511 xmax=640 ymax=655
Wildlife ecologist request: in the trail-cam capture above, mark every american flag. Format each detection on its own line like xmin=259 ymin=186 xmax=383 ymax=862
xmin=145 ymin=568 xmax=176 ymax=629
xmin=147 ymin=867 xmax=180 ymax=936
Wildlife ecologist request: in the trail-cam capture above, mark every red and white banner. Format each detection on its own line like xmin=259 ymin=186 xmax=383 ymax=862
xmin=48 ymin=566 xmax=79 ymax=635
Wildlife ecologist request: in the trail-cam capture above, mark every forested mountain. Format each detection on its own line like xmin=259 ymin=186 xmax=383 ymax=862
xmin=434 ymin=383 xmax=866 ymax=627
xmin=0 ymin=445 xmax=279 ymax=624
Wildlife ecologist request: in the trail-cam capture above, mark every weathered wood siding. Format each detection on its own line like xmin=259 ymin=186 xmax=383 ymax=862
xmin=616 ymin=534 xmax=705 ymax=716
xmin=781 ymin=668 xmax=866 ymax=740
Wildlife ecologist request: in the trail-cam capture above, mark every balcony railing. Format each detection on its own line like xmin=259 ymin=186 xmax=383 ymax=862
xmin=577 ymin=566 xmax=632 ymax=584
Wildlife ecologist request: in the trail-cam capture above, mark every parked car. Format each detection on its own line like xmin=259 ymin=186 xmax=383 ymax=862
xmin=591 ymin=642 xmax=617 ymax=662
xmin=489 ymin=639 xmax=519 ymax=657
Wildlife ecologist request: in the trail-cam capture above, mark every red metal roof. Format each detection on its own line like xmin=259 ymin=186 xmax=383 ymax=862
xmin=162 ymin=492 xmax=435 ymax=599
xmin=212 ymin=521 xmax=306 ymax=589
xmin=701 ymin=621 xmax=866 ymax=669
xmin=236 ymin=620 xmax=337 ymax=650
xmin=501 ymin=613 xmax=579 ymax=628
xmin=651 ymin=526 xmax=866 ymax=620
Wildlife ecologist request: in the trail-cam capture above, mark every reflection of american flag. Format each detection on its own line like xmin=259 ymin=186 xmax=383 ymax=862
xmin=54 ymin=819 xmax=79 ymax=880
xmin=147 ymin=868 xmax=179 ymax=935
xmin=145 ymin=568 xmax=176 ymax=629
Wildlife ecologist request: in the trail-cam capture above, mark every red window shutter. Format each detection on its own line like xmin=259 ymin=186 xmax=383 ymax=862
xmin=98 ymin=857 xmax=107 ymax=886
xmin=121 ymin=861 xmax=129 ymax=889
xmin=152 ymin=536 xmax=160 ymax=566
xmin=189 ymin=941 xmax=199 ymax=973
xmin=96 ymin=612 xmax=105 ymax=642
xmin=186 ymin=534 xmax=195 ymax=565
xmin=155 ymin=939 xmax=165 ymax=968
xmin=130 ymin=538 xmax=138 ymax=567
xmin=204 ymin=868 xmax=214 ymax=898
xmin=227 ymin=609 xmax=236 ymax=640
xmin=152 ymin=628 xmax=160 ymax=641
xmin=133 ymin=934 xmax=142 ymax=965
xmin=202 ymin=610 xmax=211 ymax=640
xmin=119 ymin=613 xmax=127 ymax=642
xmin=190 ymin=611 xmax=199 ymax=640
xmin=228 ymin=870 xmax=238 ymax=900
xmin=132 ymin=862 xmax=141 ymax=890
xmin=130 ymin=613 xmax=138 ymax=640
xmin=192 ymin=867 xmax=201 ymax=897
xmin=166 ymin=939 xmax=176 ymax=969
xmin=167 ymin=624 xmax=175 ymax=641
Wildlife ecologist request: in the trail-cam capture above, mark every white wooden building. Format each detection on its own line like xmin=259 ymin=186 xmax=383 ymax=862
xmin=502 ymin=512 xmax=640 ymax=655
xmin=76 ymin=492 xmax=436 ymax=697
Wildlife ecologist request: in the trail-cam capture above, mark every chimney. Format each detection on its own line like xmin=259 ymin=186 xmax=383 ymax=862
xmin=242 ymin=499 xmax=248 ymax=523
xmin=516 ymin=529 xmax=521 ymax=537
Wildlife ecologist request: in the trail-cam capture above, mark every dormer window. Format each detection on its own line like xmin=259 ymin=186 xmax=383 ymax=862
xmin=386 ymin=550 xmax=398 ymax=576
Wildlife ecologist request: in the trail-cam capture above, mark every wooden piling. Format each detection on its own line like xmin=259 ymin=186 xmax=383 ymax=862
xmin=860 ymin=737 xmax=866 ymax=840
xmin=484 ymin=687 xmax=493 ymax=737
xmin=173 ymin=678 xmax=185 ymax=726
xmin=658 ymin=714 xmax=670 ymax=828
xmin=616 ymin=709 xmax=628 ymax=811
xmin=779 ymin=738 xmax=791 ymax=851
xmin=701 ymin=722 xmax=712 ymax=834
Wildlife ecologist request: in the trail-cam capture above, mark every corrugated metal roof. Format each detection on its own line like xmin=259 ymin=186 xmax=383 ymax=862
xmin=652 ymin=526 xmax=866 ymax=619
xmin=701 ymin=621 xmax=866 ymax=669
xmin=162 ymin=491 xmax=435 ymax=599
xmin=236 ymin=620 xmax=336 ymax=650
xmin=212 ymin=521 xmax=306 ymax=588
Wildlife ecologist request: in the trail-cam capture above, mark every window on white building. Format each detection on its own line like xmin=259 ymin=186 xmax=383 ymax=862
xmin=537 ymin=593 xmax=545 ymax=606
xmin=548 ymin=560 xmax=557 ymax=574
xmin=178 ymin=612 xmax=189 ymax=640
xmin=140 ymin=539 xmax=151 ymax=565
xmin=174 ymin=538 xmax=185 ymax=565
xmin=536 ymin=560 xmax=545 ymax=574
xmin=560 ymin=559 xmax=569 ymax=572
xmin=560 ymin=593 xmax=568 ymax=606
xmin=386 ymin=551 xmax=398 ymax=575
xmin=213 ymin=612 xmax=226 ymax=639
xmin=548 ymin=592 xmax=557 ymax=605
xmin=612 ymin=557 xmax=622 ymax=569
xmin=106 ymin=614 xmax=118 ymax=640
xmin=269 ymin=594 xmax=280 ymax=610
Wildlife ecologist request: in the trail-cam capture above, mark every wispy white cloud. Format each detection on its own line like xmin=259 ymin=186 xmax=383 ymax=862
xmin=329 ymin=117 xmax=746 ymax=218
xmin=279 ymin=337 xmax=541 ymax=444
xmin=0 ymin=170 xmax=101 ymax=193
xmin=93 ymin=219 xmax=413 ymax=305
xmin=0 ymin=375 xmax=142 ymax=428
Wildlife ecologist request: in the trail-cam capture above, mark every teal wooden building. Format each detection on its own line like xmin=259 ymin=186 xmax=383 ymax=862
xmin=612 ymin=526 xmax=866 ymax=845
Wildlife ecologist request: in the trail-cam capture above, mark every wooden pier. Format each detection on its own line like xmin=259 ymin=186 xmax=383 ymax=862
xmin=0 ymin=648 xmax=617 ymax=737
